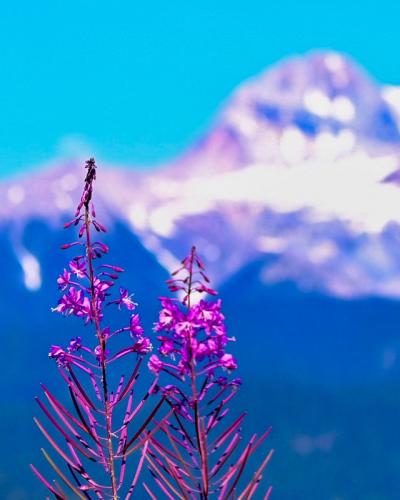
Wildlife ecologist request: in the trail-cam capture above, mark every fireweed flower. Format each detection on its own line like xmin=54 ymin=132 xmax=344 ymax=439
xmin=144 ymin=246 xmax=274 ymax=498
xmin=31 ymin=159 xmax=165 ymax=499
xmin=57 ymin=269 xmax=71 ymax=290
xmin=108 ymin=287 xmax=137 ymax=311
xmin=69 ymin=257 xmax=87 ymax=278
xmin=152 ymin=248 xmax=237 ymax=377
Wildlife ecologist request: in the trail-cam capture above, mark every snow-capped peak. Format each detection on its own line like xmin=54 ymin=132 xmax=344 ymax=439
xmin=2 ymin=51 xmax=400 ymax=299
xmin=217 ymin=51 xmax=400 ymax=167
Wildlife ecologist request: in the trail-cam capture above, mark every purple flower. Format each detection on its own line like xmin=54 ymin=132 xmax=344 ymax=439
xmin=48 ymin=345 xmax=65 ymax=358
xmin=194 ymin=341 xmax=208 ymax=361
xmin=48 ymin=337 xmax=83 ymax=365
xmin=69 ymin=258 xmax=86 ymax=278
xmin=119 ymin=288 xmax=137 ymax=310
xmin=133 ymin=337 xmax=152 ymax=355
xmin=48 ymin=345 xmax=67 ymax=367
xmin=175 ymin=319 xmax=198 ymax=337
xmin=140 ymin=247 xmax=276 ymax=500
xmin=154 ymin=298 xmax=183 ymax=332
xmin=93 ymin=278 xmax=113 ymax=298
xmin=75 ymin=296 xmax=92 ymax=324
xmin=57 ymin=269 xmax=71 ymax=291
xmin=219 ymin=353 xmax=237 ymax=371
xmin=52 ymin=287 xmax=85 ymax=316
xmin=108 ymin=287 xmax=137 ymax=310
xmin=129 ymin=314 xmax=144 ymax=337
xmin=206 ymin=338 xmax=218 ymax=356
xmin=191 ymin=299 xmax=225 ymax=335
xmin=159 ymin=338 xmax=175 ymax=356
xmin=35 ymin=159 xmax=165 ymax=499
xmin=151 ymin=248 xmax=236 ymax=375
xmin=68 ymin=336 xmax=82 ymax=352
xmin=148 ymin=354 xmax=163 ymax=375
xmin=94 ymin=345 xmax=109 ymax=362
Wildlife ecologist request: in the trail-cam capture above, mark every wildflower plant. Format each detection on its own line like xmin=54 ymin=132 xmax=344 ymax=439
xmin=30 ymin=159 xmax=165 ymax=499
xmin=144 ymin=246 xmax=274 ymax=498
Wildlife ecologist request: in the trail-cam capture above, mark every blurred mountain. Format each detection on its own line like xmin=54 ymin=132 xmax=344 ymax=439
xmin=1 ymin=51 xmax=400 ymax=499
xmin=2 ymin=51 xmax=400 ymax=300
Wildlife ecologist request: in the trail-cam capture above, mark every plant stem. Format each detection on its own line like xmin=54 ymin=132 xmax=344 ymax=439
xmin=85 ymin=208 xmax=118 ymax=499
xmin=187 ymin=247 xmax=209 ymax=499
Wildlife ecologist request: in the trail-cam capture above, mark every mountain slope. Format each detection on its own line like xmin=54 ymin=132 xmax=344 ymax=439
xmin=3 ymin=51 xmax=400 ymax=299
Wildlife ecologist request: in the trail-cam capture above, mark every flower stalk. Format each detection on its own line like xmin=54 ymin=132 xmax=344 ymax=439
xmin=83 ymin=192 xmax=117 ymax=498
xmin=30 ymin=158 xmax=274 ymax=498
xmin=31 ymin=159 xmax=162 ymax=499
xmin=146 ymin=246 xmax=274 ymax=498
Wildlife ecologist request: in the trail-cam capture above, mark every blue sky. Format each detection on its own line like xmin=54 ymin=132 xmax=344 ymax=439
xmin=1 ymin=0 xmax=399 ymax=176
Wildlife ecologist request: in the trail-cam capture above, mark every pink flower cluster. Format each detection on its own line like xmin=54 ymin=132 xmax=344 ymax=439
xmin=149 ymin=247 xmax=237 ymax=378
xmin=48 ymin=336 xmax=82 ymax=367
xmin=32 ymin=160 xmax=273 ymax=499
xmin=49 ymin=158 xmax=151 ymax=365
xmin=143 ymin=247 xmax=274 ymax=499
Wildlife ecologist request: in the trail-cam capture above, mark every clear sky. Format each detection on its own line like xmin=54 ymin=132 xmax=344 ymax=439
xmin=1 ymin=0 xmax=400 ymax=176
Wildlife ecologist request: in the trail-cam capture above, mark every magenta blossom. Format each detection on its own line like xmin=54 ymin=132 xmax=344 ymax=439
xmin=34 ymin=159 xmax=163 ymax=499
xmin=158 ymin=338 xmax=175 ymax=356
xmin=219 ymin=352 xmax=238 ymax=371
xmin=48 ymin=336 xmax=82 ymax=366
xmin=57 ymin=269 xmax=71 ymax=290
xmin=33 ymin=161 xmax=272 ymax=499
xmin=154 ymin=297 xmax=183 ymax=332
xmin=48 ymin=345 xmax=67 ymax=367
xmin=129 ymin=313 xmax=144 ymax=337
xmin=52 ymin=286 xmax=87 ymax=316
xmin=69 ymin=257 xmax=86 ymax=278
xmin=133 ymin=337 xmax=152 ymax=355
xmin=109 ymin=287 xmax=137 ymax=310
xmin=68 ymin=336 xmax=82 ymax=352
xmin=148 ymin=354 xmax=163 ymax=375
xmin=153 ymin=278 xmax=236 ymax=377
xmin=145 ymin=246 xmax=273 ymax=498
xmin=94 ymin=345 xmax=109 ymax=362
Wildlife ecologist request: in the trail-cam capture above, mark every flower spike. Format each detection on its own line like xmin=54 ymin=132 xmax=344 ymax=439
xmin=32 ymin=159 xmax=164 ymax=499
xmin=147 ymin=246 xmax=274 ymax=497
